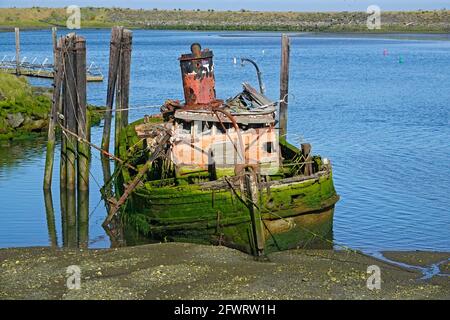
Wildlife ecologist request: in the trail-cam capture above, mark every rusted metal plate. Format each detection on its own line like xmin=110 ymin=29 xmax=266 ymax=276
xmin=179 ymin=46 xmax=216 ymax=106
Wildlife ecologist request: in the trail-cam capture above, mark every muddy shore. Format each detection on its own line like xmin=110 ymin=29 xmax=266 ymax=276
xmin=0 ymin=243 xmax=448 ymax=300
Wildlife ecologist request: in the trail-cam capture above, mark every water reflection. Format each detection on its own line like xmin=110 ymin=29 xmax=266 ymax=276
xmin=43 ymin=188 xmax=90 ymax=248
xmin=43 ymin=189 xmax=58 ymax=247
xmin=78 ymin=190 xmax=89 ymax=249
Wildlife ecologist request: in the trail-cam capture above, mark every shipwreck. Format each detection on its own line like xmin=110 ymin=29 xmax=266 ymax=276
xmin=108 ymin=43 xmax=339 ymax=256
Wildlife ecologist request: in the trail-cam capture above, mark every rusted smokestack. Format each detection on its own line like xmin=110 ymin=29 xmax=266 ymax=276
xmin=179 ymin=43 xmax=216 ymax=107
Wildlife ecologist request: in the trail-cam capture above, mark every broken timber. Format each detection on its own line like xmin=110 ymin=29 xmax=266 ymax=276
xmin=103 ymin=129 xmax=171 ymax=227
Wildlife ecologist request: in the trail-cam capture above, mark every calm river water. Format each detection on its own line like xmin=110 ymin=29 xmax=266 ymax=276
xmin=0 ymin=30 xmax=449 ymax=251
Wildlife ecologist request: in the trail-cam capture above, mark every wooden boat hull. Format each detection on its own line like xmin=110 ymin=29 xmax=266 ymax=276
xmin=122 ymin=170 xmax=339 ymax=255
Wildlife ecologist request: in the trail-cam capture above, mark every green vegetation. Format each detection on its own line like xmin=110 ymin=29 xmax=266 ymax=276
xmin=0 ymin=7 xmax=449 ymax=33
xmin=0 ymin=73 xmax=51 ymax=140
xmin=0 ymin=72 xmax=104 ymax=140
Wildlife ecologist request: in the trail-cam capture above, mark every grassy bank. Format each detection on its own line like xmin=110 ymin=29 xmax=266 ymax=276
xmin=0 ymin=73 xmax=103 ymax=140
xmin=0 ymin=7 xmax=449 ymax=33
xmin=0 ymin=243 xmax=449 ymax=299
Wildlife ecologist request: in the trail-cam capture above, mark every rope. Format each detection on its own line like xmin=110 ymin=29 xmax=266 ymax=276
xmin=57 ymin=115 xmax=137 ymax=171
xmin=60 ymin=128 xmax=102 ymax=190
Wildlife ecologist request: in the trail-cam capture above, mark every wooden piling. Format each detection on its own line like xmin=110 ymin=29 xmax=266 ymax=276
xmin=44 ymin=37 xmax=64 ymax=189
xmin=120 ymin=30 xmax=132 ymax=130
xmin=114 ymin=47 xmax=123 ymax=157
xmin=60 ymin=38 xmax=68 ymax=190
xmin=115 ymin=29 xmax=132 ymax=156
xmin=279 ymin=34 xmax=290 ymax=141
xmin=245 ymin=171 xmax=265 ymax=257
xmin=301 ymin=143 xmax=313 ymax=176
xmin=75 ymin=36 xmax=89 ymax=192
xmin=51 ymin=27 xmax=57 ymax=64
xmin=15 ymin=27 xmax=20 ymax=75
xmin=102 ymin=26 xmax=123 ymax=153
xmin=64 ymin=33 xmax=78 ymax=191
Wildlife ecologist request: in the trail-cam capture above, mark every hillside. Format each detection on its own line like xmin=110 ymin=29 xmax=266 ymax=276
xmin=0 ymin=7 xmax=449 ymax=32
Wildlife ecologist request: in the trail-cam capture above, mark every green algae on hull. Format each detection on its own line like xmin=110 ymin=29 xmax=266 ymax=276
xmin=115 ymin=118 xmax=339 ymax=255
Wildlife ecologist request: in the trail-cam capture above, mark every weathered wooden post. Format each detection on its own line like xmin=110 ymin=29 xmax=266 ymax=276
xmin=120 ymin=30 xmax=132 ymax=129
xmin=279 ymin=34 xmax=290 ymax=141
xmin=115 ymin=29 xmax=132 ymax=156
xmin=301 ymin=143 xmax=313 ymax=176
xmin=15 ymin=27 xmax=20 ymax=75
xmin=64 ymin=33 xmax=78 ymax=191
xmin=75 ymin=36 xmax=89 ymax=192
xmin=51 ymin=27 xmax=57 ymax=64
xmin=44 ymin=37 xmax=64 ymax=189
xmin=102 ymin=26 xmax=123 ymax=153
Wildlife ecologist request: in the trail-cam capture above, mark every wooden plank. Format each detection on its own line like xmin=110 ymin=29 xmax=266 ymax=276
xmin=242 ymin=82 xmax=273 ymax=107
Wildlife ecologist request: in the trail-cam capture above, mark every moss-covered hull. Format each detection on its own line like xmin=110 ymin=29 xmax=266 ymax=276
xmin=122 ymin=170 xmax=338 ymax=255
xmin=114 ymin=118 xmax=339 ymax=255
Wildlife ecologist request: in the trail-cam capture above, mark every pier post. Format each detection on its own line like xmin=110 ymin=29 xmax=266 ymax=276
xmin=51 ymin=27 xmax=57 ymax=64
xmin=75 ymin=36 xmax=89 ymax=192
xmin=120 ymin=30 xmax=132 ymax=129
xmin=44 ymin=37 xmax=64 ymax=189
xmin=60 ymin=37 xmax=68 ymax=190
xmin=115 ymin=29 xmax=132 ymax=156
xmin=114 ymin=45 xmax=123 ymax=157
xmin=279 ymin=34 xmax=290 ymax=141
xmin=102 ymin=26 xmax=123 ymax=153
xmin=14 ymin=27 xmax=20 ymax=75
xmin=64 ymin=33 xmax=78 ymax=191
xmin=301 ymin=143 xmax=313 ymax=176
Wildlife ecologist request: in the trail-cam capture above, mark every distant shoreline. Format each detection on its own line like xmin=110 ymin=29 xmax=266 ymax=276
xmin=1 ymin=28 xmax=449 ymax=42
xmin=0 ymin=7 xmax=449 ymax=33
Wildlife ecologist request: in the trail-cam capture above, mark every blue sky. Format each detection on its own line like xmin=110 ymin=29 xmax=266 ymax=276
xmin=0 ymin=0 xmax=448 ymax=11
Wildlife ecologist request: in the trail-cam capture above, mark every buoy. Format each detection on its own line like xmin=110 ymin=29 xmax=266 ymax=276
xmin=233 ymin=57 xmax=237 ymax=65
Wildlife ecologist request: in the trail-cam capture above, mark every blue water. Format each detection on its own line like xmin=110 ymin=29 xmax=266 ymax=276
xmin=0 ymin=30 xmax=449 ymax=251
